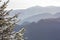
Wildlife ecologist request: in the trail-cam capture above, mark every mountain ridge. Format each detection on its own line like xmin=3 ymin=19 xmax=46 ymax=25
xmin=10 ymin=6 xmax=60 ymax=25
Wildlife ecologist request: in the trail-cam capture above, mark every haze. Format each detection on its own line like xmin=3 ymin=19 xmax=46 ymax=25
xmin=3 ymin=0 xmax=60 ymax=9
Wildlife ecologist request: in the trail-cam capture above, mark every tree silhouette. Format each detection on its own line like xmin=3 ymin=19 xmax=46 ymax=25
xmin=0 ymin=0 xmax=25 ymax=40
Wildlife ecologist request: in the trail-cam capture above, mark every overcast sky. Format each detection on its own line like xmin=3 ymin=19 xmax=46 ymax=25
xmin=3 ymin=0 xmax=60 ymax=9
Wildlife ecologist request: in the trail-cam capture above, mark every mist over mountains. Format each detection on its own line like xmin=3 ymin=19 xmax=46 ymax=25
xmin=11 ymin=6 xmax=60 ymax=18
xmin=10 ymin=6 xmax=60 ymax=25
xmin=15 ymin=18 xmax=60 ymax=40
xmin=12 ymin=6 xmax=60 ymax=40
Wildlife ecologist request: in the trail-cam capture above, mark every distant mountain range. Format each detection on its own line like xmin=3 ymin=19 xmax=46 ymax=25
xmin=23 ymin=13 xmax=60 ymax=23
xmin=10 ymin=6 xmax=60 ymax=24
xmin=12 ymin=6 xmax=60 ymax=40
xmin=14 ymin=18 xmax=60 ymax=40
xmin=24 ymin=18 xmax=60 ymax=40
xmin=10 ymin=6 xmax=60 ymax=18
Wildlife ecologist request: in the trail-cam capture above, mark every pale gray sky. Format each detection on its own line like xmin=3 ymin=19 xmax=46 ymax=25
xmin=3 ymin=0 xmax=60 ymax=9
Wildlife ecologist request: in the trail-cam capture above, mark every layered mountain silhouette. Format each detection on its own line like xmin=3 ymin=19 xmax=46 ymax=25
xmin=10 ymin=6 xmax=60 ymax=19
xmin=23 ymin=13 xmax=60 ymax=23
xmin=12 ymin=6 xmax=60 ymax=40
xmin=14 ymin=18 xmax=60 ymax=40
xmin=24 ymin=18 xmax=60 ymax=40
xmin=10 ymin=6 xmax=60 ymax=25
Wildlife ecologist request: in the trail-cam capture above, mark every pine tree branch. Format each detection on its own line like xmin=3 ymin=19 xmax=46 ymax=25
xmin=0 ymin=0 xmax=25 ymax=40
xmin=3 ymin=9 xmax=12 ymax=16
xmin=0 ymin=0 xmax=9 ymax=11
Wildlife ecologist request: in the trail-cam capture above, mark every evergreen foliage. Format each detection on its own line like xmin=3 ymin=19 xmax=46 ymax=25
xmin=0 ymin=0 xmax=25 ymax=40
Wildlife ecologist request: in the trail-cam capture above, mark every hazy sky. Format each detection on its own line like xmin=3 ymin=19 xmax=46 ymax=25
xmin=3 ymin=0 xmax=60 ymax=9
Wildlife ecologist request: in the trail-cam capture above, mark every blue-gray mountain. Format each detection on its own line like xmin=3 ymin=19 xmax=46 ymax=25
xmin=11 ymin=6 xmax=60 ymax=19
xmin=12 ymin=6 xmax=60 ymax=40
xmin=24 ymin=18 xmax=60 ymax=40
xmin=10 ymin=6 xmax=60 ymax=25
xmin=14 ymin=18 xmax=60 ymax=40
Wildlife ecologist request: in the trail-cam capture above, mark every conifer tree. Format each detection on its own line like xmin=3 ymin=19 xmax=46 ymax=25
xmin=0 ymin=0 xmax=25 ymax=40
